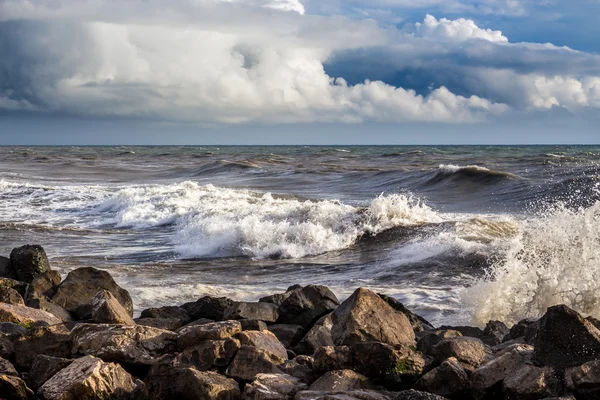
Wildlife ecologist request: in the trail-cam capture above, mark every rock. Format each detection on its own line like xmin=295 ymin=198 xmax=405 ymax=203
xmin=24 ymin=271 xmax=61 ymax=306
xmin=91 ymin=289 xmax=135 ymax=325
xmin=51 ymin=267 xmax=133 ymax=319
xmin=226 ymin=346 xmax=285 ymax=381
xmin=295 ymin=390 xmax=396 ymax=400
xmin=396 ymin=390 xmax=449 ymax=400
xmin=0 ymin=336 xmax=14 ymax=360
xmin=239 ymin=330 xmax=288 ymax=361
xmin=504 ymin=318 xmax=539 ymax=344
xmin=244 ymin=373 xmax=308 ymax=400
xmin=482 ymin=320 xmax=510 ymax=346
xmin=181 ymin=296 xmax=234 ymax=321
xmin=0 ymin=322 xmax=27 ymax=336
xmin=309 ymin=370 xmax=373 ymax=391
xmin=175 ymin=338 xmax=240 ymax=371
xmin=9 ymin=245 xmax=51 ymax=283
xmin=177 ymin=320 xmax=242 ymax=350
xmin=38 ymin=355 xmax=146 ymax=400
xmin=25 ymin=297 xmax=73 ymax=322
xmin=241 ymin=320 xmax=269 ymax=331
xmin=0 ymin=303 xmax=59 ymax=327
xmin=269 ymin=325 xmax=305 ymax=348
xmin=260 ymin=291 xmax=294 ymax=306
xmin=417 ymin=330 xmax=463 ymax=356
xmin=146 ymin=364 xmax=240 ymax=400
xmin=140 ymin=306 xmax=191 ymax=323
xmin=225 ymin=302 xmax=279 ymax=323
xmin=176 ymin=318 xmax=216 ymax=332
xmin=571 ymin=360 xmax=600 ymax=400
xmin=71 ymin=323 xmax=177 ymax=365
xmin=314 ymin=346 xmax=353 ymax=373
xmin=0 ymin=286 xmax=24 ymax=306
xmin=331 ymin=288 xmax=415 ymax=347
xmin=28 ymin=355 xmax=72 ymax=391
xmin=294 ymin=314 xmax=334 ymax=356
xmin=280 ymin=358 xmax=316 ymax=385
xmin=470 ymin=343 xmax=534 ymax=400
xmin=437 ymin=325 xmax=484 ymax=340
xmin=0 ymin=256 xmax=14 ymax=279
xmin=0 ymin=278 xmax=28 ymax=297
xmin=378 ymin=294 xmax=434 ymax=332
xmin=414 ymin=357 xmax=469 ymax=399
xmin=0 ymin=356 xmax=18 ymax=376
xmin=13 ymin=324 xmax=71 ymax=369
xmin=432 ymin=337 xmax=492 ymax=372
xmin=503 ymin=364 xmax=561 ymax=399
xmin=0 ymin=374 xmax=35 ymax=400
xmin=277 ymin=285 xmax=339 ymax=329
xmin=136 ymin=317 xmax=183 ymax=331
xmin=534 ymin=305 xmax=600 ymax=370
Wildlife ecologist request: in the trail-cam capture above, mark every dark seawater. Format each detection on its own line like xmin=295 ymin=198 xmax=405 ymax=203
xmin=0 ymin=145 xmax=599 ymax=326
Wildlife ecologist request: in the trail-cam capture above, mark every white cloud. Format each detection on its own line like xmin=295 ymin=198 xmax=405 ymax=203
xmin=414 ymin=14 xmax=508 ymax=42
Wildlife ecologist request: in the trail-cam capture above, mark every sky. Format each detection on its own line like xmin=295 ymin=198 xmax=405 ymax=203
xmin=0 ymin=0 xmax=599 ymax=144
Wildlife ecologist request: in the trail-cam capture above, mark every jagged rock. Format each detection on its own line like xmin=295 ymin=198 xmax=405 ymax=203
xmin=378 ymin=294 xmax=434 ymax=332
xmin=280 ymin=357 xmax=316 ymax=385
xmin=294 ymin=314 xmax=334 ymax=356
xmin=314 ymin=346 xmax=353 ymax=373
xmin=71 ymin=323 xmax=177 ymax=365
xmin=432 ymin=337 xmax=492 ymax=372
xmin=25 ymin=296 xmax=73 ymax=322
xmin=482 ymin=321 xmax=510 ymax=346
xmin=0 ymin=278 xmax=28 ymax=297
xmin=259 ymin=289 xmax=295 ymax=307
xmin=417 ymin=330 xmax=463 ymax=356
xmin=241 ymin=320 xmax=269 ymax=331
xmin=534 ymin=305 xmax=600 ymax=370
xmin=174 ymin=338 xmax=240 ymax=371
xmin=0 ymin=302 xmax=61 ymax=326
xmin=571 ymin=360 xmax=600 ymax=400
xmin=244 ymin=373 xmax=308 ymax=400
xmin=309 ymin=370 xmax=373 ymax=391
xmin=269 ymin=324 xmax=305 ymax=348
xmin=28 ymin=355 xmax=73 ymax=391
xmin=396 ymin=390 xmax=449 ymax=400
xmin=226 ymin=346 xmax=285 ymax=381
xmin=181 ymin=296 xmax=234 ymax=321
xmin=0 ymin=356 xmax=18 ymax=376
xmin=295 ymin=390 xmax=396 ymax=400
xmin=331 ymin=288 xmax=415 ymax=347
xmin=136 ymin=317 xmax=183 ymax=330
xmin=277 ymin=285 xmax=339 ymax=329
xmin=13 ymin=324 xmax=71 ymax=368
xmin=0 ymin=256 xmax=13 ymax=279
xmin=0 ymin=322 xmax=27 ymax=336
xmin=239 ymin=330 xmax=289 ymax=361
xmin=91 ymin=289 xmax=135 ymax=325
xmin=176 ymin=318 xmax=216 ymax=332
xmin=38 ymin=355 xmax=146 ymax=400
xmin=9 ymin=245 xmax=51 ymax=283
xmin=177 ymin=320 xmax=242 ymax=350
xmin=140 ymin=306 xmax=191 ymax=323
xmin=503 ymin=364 xmax=561 ymax=399
xmin=470 ymin=343 xmax=534 ymax=400
xmin=0 ymin=374 xmax=35 ymax=400
xmin=146 ymin=364 xmax=240 ymax=400
xmin=225 ymin=302 xmax=279 ymax=323
xmin=24 ymin=271 xmax=61 ymax=306
xmin=504 ymin=318 xmax=539 ymax=344
xmin=0 ymin=286 xmax=24 ymax=306
xmin=414 ymin=357 xmax=469 ymax=399
xmin=51 ymin=267 xmax=133 ymax=319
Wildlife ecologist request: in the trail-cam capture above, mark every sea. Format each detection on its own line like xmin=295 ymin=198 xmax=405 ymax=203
xmin=0 ymin=145 xmax=598 ymax=327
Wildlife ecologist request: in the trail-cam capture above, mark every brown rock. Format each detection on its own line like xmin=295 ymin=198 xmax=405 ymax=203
xmin=414 ymin=357 xmax=469 ymax=399
xmin=503 ymin=364 xmax=561 ymax=399
xmin=277 ymin=285 xmax=339 ymax=329
xmin=175 ymin=338 xmax=240 ymax=371
xmin=181 ymin=296 xmax=234 ymax=321
xmin=136 ymin=317 xmax=183 ymax=331
xmin=28 ymin=355 xmax=73 ymax=391
xmin=25 ymin=296 xmax=74 ymax=322
xmin=176 ymin=318 xmax=216 ymax=332
xmin=91 ymin=289 xmax=135 ymax=325
xmin=313 ymin=346 xmax=353 ymax=373
xmin=241 ymin=320 xmax=269 ymax=331
xmin=269 ymin=324 xmax=305 ymax=348
xmin=280 ymin=358 xmax=316 ymax=385
xmin=0 ymin=278 xmax=28 ymax=297
xmin=13 ymin=324 xmax=71 ymax=369
xmin=0 ymin=286 xmax=24 ymax=306
xmin=243 ymin=373 xmax=308 ymax=400
xmin=0 ymin=302 xmax=61 ymax=326
xmin=177 ymin=320 xmax=242 ymax=350
xmin=226 ymin=346 xmax=285 ymax=381
xmin=432 ymin=337 xmax=492 ymax=372
xmin=9 ymin=245 xmax=51 ymax=283
xmin=24 ymin=271 xmax=61 ymax=305
xmin=294 ymin=314 xmax=334 ymax=356
xmin=309 ymin=370 xmax=373 ymax=391
xmin=238 ymin=330 xmax=288 ymax=361
xmin=295 ymin=389 xmax=396 ymax=400
xmin=331 ymin=288 xmax=415 ymax=347
xmin=0 ymin=356 xmax=18 ymax=376
xmin=140 ymin=306 xmax=191 ymax=323
xmin=0 ymin=336 xmax=14 ymax=360
xmin=571 ymin=360 xmax=600 ymax=400
xmin=225 ymin=302 xmax=279 ymax=323
xmin=417 ymin=330 xmax=463 ymax=356
xmin=0 ymin=374 xmax=35 ymax=400
xmin=378 ymin=294 xmax=434 ymax=333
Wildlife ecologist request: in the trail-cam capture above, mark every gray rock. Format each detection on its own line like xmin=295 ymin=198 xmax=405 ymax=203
xmin=181 ymin=296 xmax=234 ymax=321
xmin=309 ymin=370 xmax=373 ymax=391
xmin=432 ymin=337 xmax=492 ymax=372
xmin=244 ymin=373 xmax=308 ymax=400
xmin=295 ymin=314 xmax=334 ymax=356
xmin=177 ymin=320 xmax=242 ymax=350
xmin=225 ymin=302 xmax=279 ymax=323
xmin=91 ymin=289 xmax=135 ymax=325
xmin=414 ymin=357 xmax=469 ymax=399
xmin=13 ymin=324 xmax=71 ymax=369
xmin=9 ymin=245 xmax=51 ymax=283
xmin=277 ymin=286 xmax=339 ymax=329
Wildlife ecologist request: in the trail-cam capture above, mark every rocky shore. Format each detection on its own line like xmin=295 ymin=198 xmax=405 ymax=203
xmin=0 ymin=245 xmax=598 ymax=399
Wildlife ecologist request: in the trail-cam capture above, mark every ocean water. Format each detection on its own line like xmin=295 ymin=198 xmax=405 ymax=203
xmin=0 ymin=145 xmax=598 ymax=326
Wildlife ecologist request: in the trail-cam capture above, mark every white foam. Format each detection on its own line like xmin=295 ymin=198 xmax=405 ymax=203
xmin=438 ymin=164 xmax=490 ymax=173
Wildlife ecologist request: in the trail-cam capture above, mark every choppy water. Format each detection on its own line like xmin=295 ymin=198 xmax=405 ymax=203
xmin=0 ymin=145 xmax=599 ymax=326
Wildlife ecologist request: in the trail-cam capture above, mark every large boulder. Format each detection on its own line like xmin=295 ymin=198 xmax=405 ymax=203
xmin=224 ymin=302 xmax=279 ymax=323
xmin=71 ymin=323 xmax=177 ymax=365
xmin=13 ymin=324 xmax=71 ymax=369
xmin=174 ymin=338 xmax=240 ymax=371
xmin=91 ymin=290 xmax=135 ymax=325
xmin=432 ymin=337 xmax=492 ymax=372
xmin=534 ymin=305 xmax=600 ymax=370
xmin=140 ymin=306 xmax=191 ymax=324
xmin=277 ymin=285 xmax=339 ymax=329
xmin=0 ymin=374 xmax=35 ymax=400
xmin=51 ymin=267 xmax=133 ymax=319
xmin=294 ymin=314 xmax=334 ymax=356
xmin=177 ymin=320 xmax=242 ymax=350
xmin=226 ymin=346 xmax=285 ymax=382
xmin=414 ymin=357 xmax=469 ymax=399
xmin=331 ymin=288 xmax=415 ymax=347
xmin=502 ymin=364 xmax=561 ymax=399
xmin=9 ymin=245 xmax=51 ymax=283
xmin=181 ymin=296 xmax=234 ymax=321
xmin=28 ymin=355 xmax=73 ymax=391
xmin=309 ymin=370 xmax=373 ymax=391
xmin=243 ymin=373 xmax=307 ymax=400
xmin=37 ymin=355 xmax=147 ymax=400
xmin=378 ymin=294 xmax=434 ymax=333
xmin=0 ymin=302 xmax=61 ymax=326
xmin=238 ymin=330 xmax=288 ymax=361
xmin=24 ymin=271 xmax=61 ymax=306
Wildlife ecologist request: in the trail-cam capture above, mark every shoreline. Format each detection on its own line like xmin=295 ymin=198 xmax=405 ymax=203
xmin=0 ymin=244 xmax=597 ymax=399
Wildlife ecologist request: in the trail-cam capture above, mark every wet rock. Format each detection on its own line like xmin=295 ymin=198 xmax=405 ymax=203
xmin=309 ymin=370 xmax=374 ymax=391
xmin=28 ymin=355 xmax=73 ymax=391
xmin=174 ymin=338 xmax=240 ymax=371
xmin=91 ymin=289 xmax=135 ymax=325
xmin=140 ymin=306 xmax=191 ymax=323
xmin=9 ymin=245 xmax=51 ymax=283
xmin=177 ymin=320 xmax=242 ymax=350
xmin=241 ymin=320 xmax=269 ymax=331
xmin=294 ymin=314 xmax=334 ymax=356
xmin=0 ymin=302 xmax=60 ymax=326
xmin=181 ymin=296 xmax=234 ymax=321
xmin=378 ymin=294 xmax=434 ymax=332
xmin=226 ymin=346 xmax=285 ymax=381
xmin=534 ymin=305 xmax=600 ymax=370
xmin=225 ymin=302 xmax=279 ymax=323
xmin=503 ymin=364 xmax=561 ymax=399
xmin=13 ymin=324 xmax=71 ymax=369
xmin=331 ymin=288 xmax=415 ymax=347
xmin=432 ymin=337 xmax=492 ymax=372
xmin=0 ymin=356 xmax=18 ymax=376
xmin=571 ymin=360 xmax=600 ymax=400
xmin=482 ymin=321 xmax=510 ymax=346
xmin=277 ymin=285 xmax=339 ymax=329
xmin=244 ymin=373 xmax=308 ymax=400
xmin=37 ymin=355 xmax=146 ymax=400
xmin=0 ymin=278 xmax=28 ymax=297
xmin=239 ymin=330 xmax=288 ymax=361
xmin=269 ymin=324 xmax=305 ymax=348
xmin=417 ymin=330 xmax=463 ymax=356
xmin=313 ymin=346 xmax=353 ymax=374
xmin=0 ymin=374 xmax=35 ymax=400
xmin=51 ymin=267 xmax=133 ymax=319
xmin=0 ymin=256 xmax=13 ymax=279
xmin=0 ymin=286 xmax=24 ymax=306
xmin=71 ymin=323 xmax=177 ymax=365
xmin=136 ymin=317 xmax=183 ymax=331
xmin=414 ymin=357 xmax=469 ymax=399
xmin=504 ymin=318 xmax=539 ymax=345
xmin=24 ymin=271 xmax=61 ymax=306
